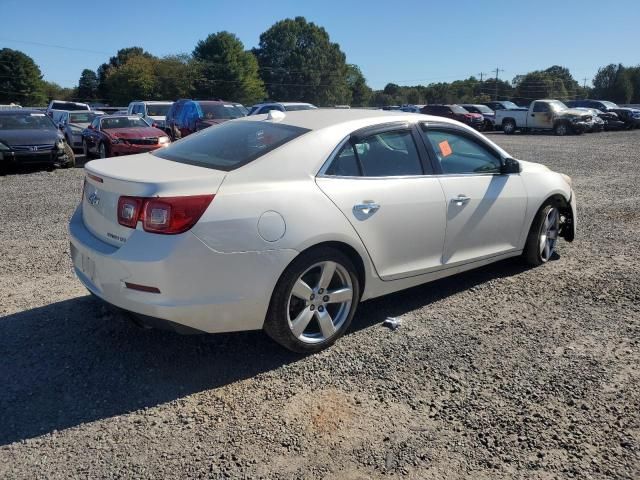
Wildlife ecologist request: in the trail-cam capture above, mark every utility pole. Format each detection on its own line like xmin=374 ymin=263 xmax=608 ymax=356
xmin=478 ymin=72 xmax=487 ymax=82
xmin=493 ymin=67 xmax=504 ymax=100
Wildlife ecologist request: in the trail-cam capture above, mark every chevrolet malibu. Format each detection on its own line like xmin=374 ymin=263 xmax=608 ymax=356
xmin=69 ymin=110 xmax=576 ymax=352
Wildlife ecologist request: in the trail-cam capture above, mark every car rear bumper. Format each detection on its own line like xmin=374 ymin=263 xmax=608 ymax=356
xmin=68 ymin=205 xmax=296 ymax=334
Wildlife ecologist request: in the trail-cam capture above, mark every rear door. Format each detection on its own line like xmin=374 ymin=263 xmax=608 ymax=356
xmin=419 ymin=123 xmax=527 ymax=265
xmin=316 ymin=123 xmax=447 ymax=280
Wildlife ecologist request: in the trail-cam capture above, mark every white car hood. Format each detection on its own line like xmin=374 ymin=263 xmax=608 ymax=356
xmin=518 ymin=159 xmax=551 ymax=173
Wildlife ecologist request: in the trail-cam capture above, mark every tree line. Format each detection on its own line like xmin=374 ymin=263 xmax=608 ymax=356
xmin=1 ymin=16 xmax=639 ymax=107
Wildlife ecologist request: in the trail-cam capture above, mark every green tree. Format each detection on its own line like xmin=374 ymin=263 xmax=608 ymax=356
xmin=41 ymin=81 xmax=75 ymax=102
xmin=104 ymin=55 xmax=157 ymax=104
xmin=593 ymin=64 xmax=633 ymax=103
xmin=192 ymin=31 xmax=265 ymax=104
xmin=345 ymin=64 xmax=371 ymax=106
xmin=0 ymin=48 xmax=46 ymax=105
xmin=77 ymin=69 xmax=98 ymax=101
xmin=154 ymin=54 xmax=198 ymax=100
xmin=97 ymin=47 xmax=155 ymax=103
xmin=254 ymin=17 xmax=350 ymax=105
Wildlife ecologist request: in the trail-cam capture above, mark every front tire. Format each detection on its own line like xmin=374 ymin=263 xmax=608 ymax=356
xmin=554 ymin=122 xmax=569 ymax=136
xmin=502 ymin=119 xmax=516 ymax=134
xmin=264 ymin=247 xmax=361 ymax=353
xmin=98 ymin=142 xmax=107 ymax=159
xmin=523 ymin=204 xmax=560 ymax=266
xmin=61 ymin=143 xmax=76 ymax=168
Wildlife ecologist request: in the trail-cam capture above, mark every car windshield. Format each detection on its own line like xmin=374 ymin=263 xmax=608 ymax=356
xmin=100 ymin=116 xmax=149 ymax=129
xmin=450 ymin=105 xmax=469 ymax=114
xmin=51 ymin=102 xmax=89 ymax=111
xmin=153 ymin=120 xmax=309 ymax=171
xmin=474 ymin=105 xmax=493 ymax=113
xmin=284 ymin=104 xmax=316 ymax=111
xmin=69 ymin=112 xmax=100 ymax=124
xmin=0 ymin=112 xmax=55 ymax=130
xmin=601 ymin=101 xmax=619 ymax=109
xmin=549 ymin=101 xmax=569 ymax=112
xmin=200 ymin=103 xmax=246 ymax=120
xmin=146 ymin=104 xmax=172 ymax=116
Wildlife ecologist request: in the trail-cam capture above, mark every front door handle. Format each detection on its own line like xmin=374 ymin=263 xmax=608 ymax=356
xmin=353 ymin=201 xmax=380 ymax=216
xmin=451 ymin=195 xmax=471 ymax=206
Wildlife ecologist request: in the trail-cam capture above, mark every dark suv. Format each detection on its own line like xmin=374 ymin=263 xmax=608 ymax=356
xmin=421 ymin=104 xmax=485 ymax=130
xmin=165 ymin=99 xmax=247 ymax=140
xmin=565 ymin=99 xmax=620 ymax=112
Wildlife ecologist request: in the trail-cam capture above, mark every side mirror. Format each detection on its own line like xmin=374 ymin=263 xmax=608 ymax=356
xmin=501 ymin=157 xmax=520 ymax=174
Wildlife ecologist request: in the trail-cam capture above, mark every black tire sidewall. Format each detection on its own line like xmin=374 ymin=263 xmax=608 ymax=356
xmin=523 ymin=204 xmax=555 ymax=266
xmin=264 ymin=247 xmax=361 ymax=353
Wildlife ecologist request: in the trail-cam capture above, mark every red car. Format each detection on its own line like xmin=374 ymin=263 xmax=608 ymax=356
xmin=81 ymin=115 xmax=170 ymax=159
xmin=421 ymin=104 xmax=485 ymax=130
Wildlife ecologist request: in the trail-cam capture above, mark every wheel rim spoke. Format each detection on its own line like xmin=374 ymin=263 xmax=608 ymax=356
xmin=291 ymin=279 xmax=313 ymax=301
xmin=326 ymin=287 xmax=352 ymax=304
xmin=316 ymin=309 xmax=336 ymax=338
xmin=539 ymin=234 xmax=547 ymax=255
xmin=291 ymin=307 xmax=314 ymax=338
xmin=317 ymin=261 xmax=337 ymax=290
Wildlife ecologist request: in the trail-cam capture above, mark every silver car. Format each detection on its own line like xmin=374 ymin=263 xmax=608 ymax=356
xmin=70 ymin=109 xmax=576 ymax=352
xmin=57 ymin=111 xmax=105 ymax=151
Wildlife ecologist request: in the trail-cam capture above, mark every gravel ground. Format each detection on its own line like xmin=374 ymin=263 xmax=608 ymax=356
xmin=1 ymin=131 xmax=639 ymax=479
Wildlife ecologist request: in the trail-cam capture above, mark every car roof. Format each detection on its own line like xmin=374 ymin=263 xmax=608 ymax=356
xmin=235 ymin=108 xmax=462 ymax=131
xmin=133 ymin=100 xmax=173 ymax=104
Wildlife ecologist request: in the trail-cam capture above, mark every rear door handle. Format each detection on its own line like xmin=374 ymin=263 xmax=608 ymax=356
xmin=353 ymin=201 xmax=380 ymax=216
xmin=451 ymin=195 xmax=470 ymax=206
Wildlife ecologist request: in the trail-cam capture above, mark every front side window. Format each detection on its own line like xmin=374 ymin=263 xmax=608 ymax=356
xmin=326 ymin=130 xmax=423 ymax=177
xmin=153 ymin=120 xmax=309 ymax=171
xmin=421 ymin=127 xmax=501 ymax=175
xmin=533 ymin=102 xmax=550 ymax=113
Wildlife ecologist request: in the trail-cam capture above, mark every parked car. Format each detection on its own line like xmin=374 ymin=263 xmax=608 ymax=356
xmin=400 ymin=105 xmax=425 ymax=113
xmin=127 ymin=101 xmax=173 ymax=129
xmin=565 ymin=99 xmax=620 ymax=112
xmin=46 ymin=100 xmax=90 ymax=117
xmin=610 ymin=108 xmax=640 ymax=129
xmin=495 ymin=99 xmax=592 ymax=136
xmin=165 ymin=99 xmax=247 ymax=140
xmin=483 ymin=101 xmax=521 ymax=111
xmin=248 ymin=102 xmax=317 ymax=115
xmin=572 ymin=108 xmax=608 ymax=132
xmin=81 ymin=115 xmax=170 ymax=159
xmin=421 ymin=104 xmax=485 ymax=130
xmin=460 ymin=104 xmax=496 ymax=131
xmin=57 ymin=111 xmax=105 ymax=151
xmin=0 ymin=109 xmax=74 ymax=170
xmin=69 ymin=109 xmax=575 ymax=352
xmin=0 ymin=104 xmax=22 ymax=110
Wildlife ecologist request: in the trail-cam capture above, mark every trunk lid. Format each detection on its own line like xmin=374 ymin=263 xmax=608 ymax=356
xmin=82 ymin=153 xmax=226 ymax=247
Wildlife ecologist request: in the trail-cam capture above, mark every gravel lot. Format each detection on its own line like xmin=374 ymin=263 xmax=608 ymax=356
xmin=1 ymin=130 xmax=639 ymax=479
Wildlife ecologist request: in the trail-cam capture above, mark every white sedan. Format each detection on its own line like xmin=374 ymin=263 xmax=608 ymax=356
xmin=69 ymin=109 xmax=576 ymax=352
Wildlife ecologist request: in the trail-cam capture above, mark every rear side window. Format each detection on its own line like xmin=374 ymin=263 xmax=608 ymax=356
xmin=153 ymin=120 xmax=310 ymax=171
xmin=326 ymin=130 xmax=423 ymax=177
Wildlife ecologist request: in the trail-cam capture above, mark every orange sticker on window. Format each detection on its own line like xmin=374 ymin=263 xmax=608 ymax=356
xmin=438 ymin=140 xmax=452 ymax=157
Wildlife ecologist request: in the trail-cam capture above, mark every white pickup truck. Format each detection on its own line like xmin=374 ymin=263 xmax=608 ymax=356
xmin=495 ymin=99 xmax=593 ymax=136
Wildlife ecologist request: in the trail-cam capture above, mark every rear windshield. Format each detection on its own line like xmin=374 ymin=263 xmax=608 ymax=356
xmin=51 ymin=102 xmax=89 ymax=111
xmin=0 ymin=113 xmax=55 ymax=130
xmin=146 ymin=104 xmax=172 ymax=116
xmin=153 ymin=120 xmax=309 ymax=171
xmin=200 ymin=103 xmax=246 ymax=120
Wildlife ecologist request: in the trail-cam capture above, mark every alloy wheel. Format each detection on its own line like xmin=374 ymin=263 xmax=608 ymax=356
xmin=539 ymin=207 xmax=559 ymax=262
xmin=287 ymin=261 xmax=353 ymax=344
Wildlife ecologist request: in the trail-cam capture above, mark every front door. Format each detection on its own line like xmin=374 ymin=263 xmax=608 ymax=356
xmin=316 ymin=126 xmax=447 ymax=280
xmin=419 ymin=124 xmax=527 ymax=265
xmin=530 ymin=101 xmax=553 ymax=129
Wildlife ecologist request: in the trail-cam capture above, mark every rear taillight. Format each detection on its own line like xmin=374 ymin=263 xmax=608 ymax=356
xmin=117 ymin=195 xmax=214 ymax=234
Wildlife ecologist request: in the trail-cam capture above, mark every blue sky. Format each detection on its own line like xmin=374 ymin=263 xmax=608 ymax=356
xmin=1 ymin=0 xmax=638 ymax=90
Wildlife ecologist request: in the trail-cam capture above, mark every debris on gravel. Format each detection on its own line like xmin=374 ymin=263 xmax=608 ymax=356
xmin=1 ymin=132 xmax=639 ymax=479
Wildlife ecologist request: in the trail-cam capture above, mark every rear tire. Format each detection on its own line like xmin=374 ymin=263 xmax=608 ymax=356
xmin=523 ymin=203 xmax=560 ymax=266
xmin=264 ymin=247 xmax=361 ymax=353
xmin=502 ymin=119 xmax=516 ymax=134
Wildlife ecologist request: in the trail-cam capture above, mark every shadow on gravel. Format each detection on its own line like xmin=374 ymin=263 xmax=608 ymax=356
xmin=0 ymin=257 xmax=535 ymax=445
